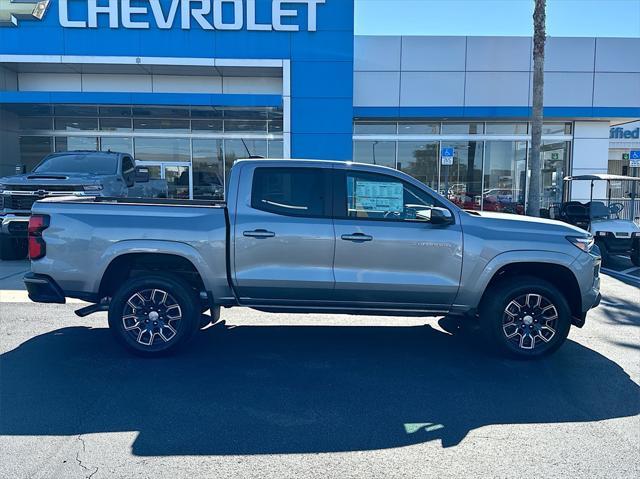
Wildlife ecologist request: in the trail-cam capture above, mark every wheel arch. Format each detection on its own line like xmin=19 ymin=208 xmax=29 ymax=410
xmin=96 ymin=241 xmax=213 ymax=301
xmin=478 ymin=260 xmax=583 ymax=324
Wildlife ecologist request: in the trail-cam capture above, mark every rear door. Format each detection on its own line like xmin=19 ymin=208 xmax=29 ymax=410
xmin=232 ymin=164 xmax=335 ymax=303
xmin=332 ymin=167 xmax=463 ymax=310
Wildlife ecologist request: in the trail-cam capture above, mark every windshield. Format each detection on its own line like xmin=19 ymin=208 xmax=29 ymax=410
xmin=33 ymin=154 xmax=118 ymax=175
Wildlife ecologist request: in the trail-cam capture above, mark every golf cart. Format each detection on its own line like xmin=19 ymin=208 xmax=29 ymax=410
xmin=559 ymin=174 xmax=640 ymax=266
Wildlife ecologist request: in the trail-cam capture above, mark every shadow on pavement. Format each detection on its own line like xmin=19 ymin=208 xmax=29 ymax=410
xmin=1 ymin=318 xmax=639 ymax=456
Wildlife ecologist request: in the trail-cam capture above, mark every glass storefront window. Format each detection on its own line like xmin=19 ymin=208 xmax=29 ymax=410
xmin=16 ymin=136 xmax=52 ymax=174
xmin=534 ymin=141 xmax=569 ymax=215
xmin=191 ymin=119 xmax=223 ymax=132
xmin=133 ymin=119 xmax=190 ymax=133
xmin=542 ymin=123 xmax=572 ymax=135
xmin=100 ymin=118 xmax=132 ymax=131
xmin=132 ymin=106 xmax=190 ymax=118
xmin=53 ymin=105 xmax=97 ymax=117
xmin=397 ymin=141 xmax=439 ymax=190
xmin=485 ymin=123 xmax=528 ymax=135
xmin=18 ymin=117 xmax=52 ymax=130
xmin=55 ymin=136 xmax=98 ymax=151
xmin=398 ymin=122 xmax=440 ymax=135
xmin=101 ymin=137 xmax=133 ymax=154
xmin=440 ymin=141 xmax=483 ymax=210
xmin=353 ymin=122 xmax=397 ymax=135
xmin=353 ymin=140 xmax=396 ymax=168
xmin=192 ymin=139 xmax=224 ymax=200
xmin=484 ymin=141 xmax=527 ymax=214
xmin=55 ymin=117 xmax=98 ymax=131
xmin=268 ymin=140 xmax=284 ymax=158
xmin=134 ymin=138 xmax=190 ymax=162
xmin=99 ymin=106 xmax=132 ymax=118
xmin=224 ymin=120 xmax=268 ymax=133
xmin=224 ymin=139 xmax=268 ymax=180
xmin=441 ymin=122 xmax=484 ymax=135
xmin=268 ymin=119 xmax=283 ymax=133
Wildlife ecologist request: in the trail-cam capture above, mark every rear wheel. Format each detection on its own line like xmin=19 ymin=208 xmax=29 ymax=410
xmin=108 ymin=275 xmax=200 ymax=357
xmin=631 ymin=248 xmax=640 ymax=267
xmin=480 ymin=277 xmax=571 ymax=359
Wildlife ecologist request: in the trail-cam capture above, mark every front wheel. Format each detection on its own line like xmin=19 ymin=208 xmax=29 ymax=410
xmin=480 ymin=277 xmax=571 ymax=359
xmin=108 ymin=275 xmax=200 ymax=357
xmin=631 ymin=242 xmax=640 ymax=267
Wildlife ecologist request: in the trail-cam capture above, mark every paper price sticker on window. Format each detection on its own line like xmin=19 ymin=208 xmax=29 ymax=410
xmin=354 ymin=180 xmax=404 ymax=213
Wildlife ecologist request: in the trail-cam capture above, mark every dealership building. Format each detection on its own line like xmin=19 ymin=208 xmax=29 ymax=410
xmin=0 ymin=0 xmax=639 ymax=214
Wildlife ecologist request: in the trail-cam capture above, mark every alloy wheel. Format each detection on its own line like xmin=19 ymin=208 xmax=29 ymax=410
xmin=502 ymin=293 xmax=558 ymax=350
xmin=121 ymin=289 xmax=183 ymax=347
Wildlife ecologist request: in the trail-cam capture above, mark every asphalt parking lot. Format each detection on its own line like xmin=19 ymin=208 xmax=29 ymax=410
xmin=0 ymin=260 xmax=639 ymax=479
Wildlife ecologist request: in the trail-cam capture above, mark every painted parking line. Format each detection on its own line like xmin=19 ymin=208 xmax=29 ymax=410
xmin=601 ymin=267 xmax=640 ymax=286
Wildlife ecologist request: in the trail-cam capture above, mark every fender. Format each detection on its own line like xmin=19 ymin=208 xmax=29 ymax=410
xmin=92 ymin=239 xmax=223 ymax=299
xmin=453 ymin=249 xmax=579 ymax=311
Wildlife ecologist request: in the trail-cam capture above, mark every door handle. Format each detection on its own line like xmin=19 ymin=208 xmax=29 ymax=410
xmin=243 ymin=229 xmax=276 ymax=238
xmin=341 ymin=233 xmax=373 ymax=242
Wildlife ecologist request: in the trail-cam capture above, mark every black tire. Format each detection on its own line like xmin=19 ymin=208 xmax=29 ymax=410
xmin=479 ymin=276 xmax=571 ymax=359
xmin=595 ymin=239 xmax=610 ymax=267
xmin=0 ymin=235 xmax=27 ymax=261
xmin=631 ymin=241 xmax=640 ymax=267
xmin=108 ymin=274 xmax=200 ymax=357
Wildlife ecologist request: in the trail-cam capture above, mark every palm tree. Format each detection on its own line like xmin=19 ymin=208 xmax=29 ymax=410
xmin=527 ymin=0 xmax=546 ymax=217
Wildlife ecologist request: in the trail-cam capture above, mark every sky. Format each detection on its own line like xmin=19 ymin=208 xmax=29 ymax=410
xmin=355 ymin=0 xmax=640 ymax=37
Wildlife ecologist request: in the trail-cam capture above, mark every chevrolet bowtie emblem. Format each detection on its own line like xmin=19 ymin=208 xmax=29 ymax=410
xmin=0 ymin=0 xmax=50 ymax=27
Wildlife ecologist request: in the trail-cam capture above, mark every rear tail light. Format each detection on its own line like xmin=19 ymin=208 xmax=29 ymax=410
xmin=28 ymin=214 xmax=50 ymax=260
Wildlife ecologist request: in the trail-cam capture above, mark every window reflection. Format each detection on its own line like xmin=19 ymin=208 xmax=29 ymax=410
xmin=440 ymin=141 xmax=483 ymax=210
xmin=484 ymin=141 xmax=527 ymax=214
xmin=397 ymin=142 xmax=439 ymax=190
xmin=134 ymin=138 xmax=190 ymax=162
xmin=192 ymin=139 xmax=224 ymax=200
xmin=353 ymin=140 xmax=396 ymax=168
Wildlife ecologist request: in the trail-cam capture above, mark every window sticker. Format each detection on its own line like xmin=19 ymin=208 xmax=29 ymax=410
xmin=354 ymin=180 xmax=404 ymax=213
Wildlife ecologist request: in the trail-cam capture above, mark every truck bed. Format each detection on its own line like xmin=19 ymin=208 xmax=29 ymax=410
xmin=37 ymin=195 xmax=226 ymax=208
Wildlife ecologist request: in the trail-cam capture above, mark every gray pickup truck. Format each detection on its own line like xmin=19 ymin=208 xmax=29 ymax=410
xmin=0 ymin=150 xmax=162 ymax=260
xmin=24 ymin=159 xmax=601 ymax=359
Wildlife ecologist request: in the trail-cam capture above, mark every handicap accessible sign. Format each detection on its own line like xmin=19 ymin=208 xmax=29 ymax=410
xmin=630 ymin=150 xmax=640 ymax=168
xmin=441 ymin=147 xmax=454 ymax=166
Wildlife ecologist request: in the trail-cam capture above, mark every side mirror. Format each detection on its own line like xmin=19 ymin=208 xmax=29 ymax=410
xmin=429 ymin=207 xmax=454 ymax=225
xmin=134 ymin=166 xmax=150 ymax=183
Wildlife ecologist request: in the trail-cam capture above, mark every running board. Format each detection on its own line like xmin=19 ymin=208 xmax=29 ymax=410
xmin=75 ymin=302 xmax=109 ymax=317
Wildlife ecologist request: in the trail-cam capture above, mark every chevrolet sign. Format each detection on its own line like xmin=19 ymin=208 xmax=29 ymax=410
xmin=0 ymin=0 xmax=50 ymax=27
xmin=4 ymin=0 xmax=326 ymax=31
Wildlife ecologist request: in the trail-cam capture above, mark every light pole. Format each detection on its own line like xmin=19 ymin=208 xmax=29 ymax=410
xmin=372 ymin=141 xmax=379 ymax=165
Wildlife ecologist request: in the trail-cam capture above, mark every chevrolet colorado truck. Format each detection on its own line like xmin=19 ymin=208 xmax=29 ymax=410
xmin=24 ymin=159 xmax=602 ymax=359
xmin=0 ymin=150 xmax=162 ymax=260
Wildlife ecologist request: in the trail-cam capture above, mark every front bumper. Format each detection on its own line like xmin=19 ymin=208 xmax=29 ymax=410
xmin=24 ymin=272 xmax=65 ymax=304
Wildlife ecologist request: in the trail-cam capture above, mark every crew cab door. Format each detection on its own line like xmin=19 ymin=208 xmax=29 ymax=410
xmin=332 ymin=167 xmax=463 ymax=310
xmin=232 ymin=164 xmax=335 ymax=303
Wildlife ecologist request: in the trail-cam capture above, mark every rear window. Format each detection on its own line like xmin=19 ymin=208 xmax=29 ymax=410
xmin=251 ymin=167 xmax=329 ymax=218
xmin=34 ymin=154 xmax=118 ymax=175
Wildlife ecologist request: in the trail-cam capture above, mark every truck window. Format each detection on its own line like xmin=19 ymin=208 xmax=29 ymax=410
xmin=251 ymin=167 xmax=329 ymax=218
xmin=122 ymin=156 xmax=135 ymax=174
xmin=341 ymin=171 xmax=442 ymax=222
xmin=33 ymin=153 xmax=118 ymax=175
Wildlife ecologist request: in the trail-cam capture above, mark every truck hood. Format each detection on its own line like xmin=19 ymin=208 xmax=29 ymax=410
xmin=0 ymin=173 xmax=105 ymax=189
xmin=463 ymin=210 xmax=589 ymax=236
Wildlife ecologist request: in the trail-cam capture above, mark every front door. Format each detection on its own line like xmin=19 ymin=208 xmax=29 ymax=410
xmin=233 ymin=164 xmax=335 ymax=303
xmin=332 ymin=168 xmax=463 ymax=310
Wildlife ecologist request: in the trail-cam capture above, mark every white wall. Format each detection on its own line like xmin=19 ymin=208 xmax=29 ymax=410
xmin=17 ymin=73 xmax=282 ymax=95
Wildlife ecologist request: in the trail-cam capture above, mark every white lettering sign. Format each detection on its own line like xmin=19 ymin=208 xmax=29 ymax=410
xmin=59 ymin=0 xmax=326 ymax=31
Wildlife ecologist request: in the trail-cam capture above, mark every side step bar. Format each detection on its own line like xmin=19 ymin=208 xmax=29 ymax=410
xmin=75 ymin=302 xmax=109 ymax=317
